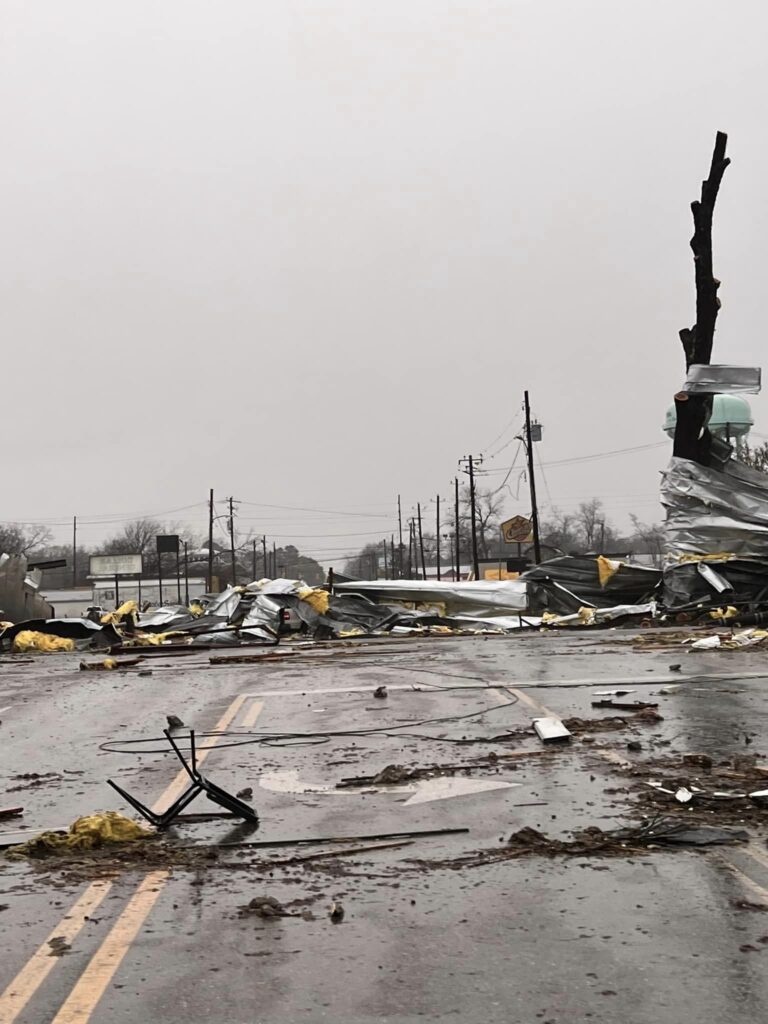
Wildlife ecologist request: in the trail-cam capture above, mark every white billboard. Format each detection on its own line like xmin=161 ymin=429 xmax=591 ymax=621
xmin=89 ymin=553 xmax=143 ymax=577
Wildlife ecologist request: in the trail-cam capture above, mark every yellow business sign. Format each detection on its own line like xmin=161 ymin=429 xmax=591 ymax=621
xmin=500 ymin=515 xmax=533 ymax=545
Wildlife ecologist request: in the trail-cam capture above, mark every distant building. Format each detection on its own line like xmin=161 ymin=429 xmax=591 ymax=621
xmin=93 ymin=578 xmax=207 ymax=608
xmin=38 ymin=588 xmax=93 ymax=618
xmin=41 ymin=578 xmax=207 ymax=615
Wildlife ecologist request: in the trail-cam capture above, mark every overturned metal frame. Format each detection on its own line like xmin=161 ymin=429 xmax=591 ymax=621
xmin=107 ymin=729 xmax=259 ymax=830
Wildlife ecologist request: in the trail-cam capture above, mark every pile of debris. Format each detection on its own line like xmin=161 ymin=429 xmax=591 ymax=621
xmin=0 ymin=576 xmax=544 ymax=655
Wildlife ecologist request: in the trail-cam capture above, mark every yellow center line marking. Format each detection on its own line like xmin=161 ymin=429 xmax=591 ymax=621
xmin=49 ymin=872 xmax=168 ymax=1024
xmin=743 ymin=841 xmax=768 ymax=875
xmin=488 ymin=685 xmax=557 ymax=719
xmin=240 ymin=700 xmax=264 ymax=729
xmin=718 ymin=854 xmax=768 ymax=903
xmin=0 ymin=692 xmax=259 ymax=1024
xmin=0 ymin=881 xmax=113 ymax=1024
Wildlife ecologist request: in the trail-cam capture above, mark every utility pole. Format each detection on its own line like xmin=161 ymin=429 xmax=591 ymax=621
xmin=524 ymin=390 xmax=542 ymax=564
xmin=459 ymin=455 xmax=482 ymax=580
xmin=226 ymin=496 xmax=237 ymax=585
xmin=416 ymin=502 xmax=427 ymax=580
xmin=183 ymin=541 xmax=190 ymax=605
xmin=208 ymin=489 xmax=214 ymax=592
xmin=252 ymin=539 xmax=257 ymax=581
xmin=272 ymin=541 xmax=276 ymax=578
xmin=397 ymin=494 xmax=404 ymax=579
xmin=407 ymin=520 xmax=414 ymax=579
xmin=383 ymin=538 xmax=388 ymax=579
xmin=454 ymin=477 xmax=460 ymax=582
xmin=262 ymin=535 xmax=267 ymax=579
xmin=435 ymin=495 xmax=441 ymax=581
xmin=72 ymin=515 xmax=77 ymax=587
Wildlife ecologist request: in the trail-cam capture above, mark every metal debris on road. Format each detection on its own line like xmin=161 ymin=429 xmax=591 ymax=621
xmin=107 ymin=729 xmax=259 ymax=830
xmin=533 ymin=717 xmax=572 ymax=744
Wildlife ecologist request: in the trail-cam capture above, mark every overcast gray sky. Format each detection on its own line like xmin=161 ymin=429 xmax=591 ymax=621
xmin=1 ymin=0 xmax=766 ymax=563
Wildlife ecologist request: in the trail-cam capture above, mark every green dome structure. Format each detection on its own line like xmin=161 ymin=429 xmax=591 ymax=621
xmin=664 ymin=394 xmax=753 ymax=441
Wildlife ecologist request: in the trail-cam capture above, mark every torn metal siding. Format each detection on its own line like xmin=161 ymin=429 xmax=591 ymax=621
xmin=682 ymin=364 xmax=761 ymax=395
xmin=661 ymin=456 xmax=768 ymax=560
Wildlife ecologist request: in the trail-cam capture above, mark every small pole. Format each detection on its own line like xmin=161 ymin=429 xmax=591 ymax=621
xmin=454 ymin=477 xmax=461 ymax=581
xmin=407 ymin=520 xmax=414 ymax=579
xmin=459 ymin=457 xmax=482 ymax=580
xmin=436 ymin=495 xmax=441 ymax=581
xmin=252 ymin=539 xmax=257 ymax=582
xmin=397 ymin=494 xmax=404 ymax=579
xmin=468 ymin=456 xmax=480 ymax=580
xmin=184 ymin=542 xmax=190 ymax=605
xmin=157 ymin=544 xmax=164 ymax=606
xmin=72 ymin=515 xmax=77 ymax=587
xmin=272 ymin=541 xmax=277 ymax=578
xmin=175 ymin=542 xmax=182 ymax=603
xmin=114 ymin=573 xmax=120 ymax=608
xmin=207 ymin=489 xmax=214 ymax=592
xmin=417 ymin=502 xmax=427 ymax=580
xmin=262 ymin=535 xmax=267 ymax=578
xmin=524 ymin=390 xmax=542 ymax=564
xmin=228 ymin=496 xmax=237 ymax=585
xmin=383 ymin=538 xmax=389 ymax=579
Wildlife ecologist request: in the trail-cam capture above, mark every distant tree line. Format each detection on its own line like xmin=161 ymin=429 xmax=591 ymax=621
xmin=344 ymin=488 xmax=667 ymax=577
xmin=2 ymin=517 xmax=325 ymax=590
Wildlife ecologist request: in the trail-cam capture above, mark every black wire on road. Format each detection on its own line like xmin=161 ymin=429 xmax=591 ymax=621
xmin=99 ymin=690 xmax=521 ymax=754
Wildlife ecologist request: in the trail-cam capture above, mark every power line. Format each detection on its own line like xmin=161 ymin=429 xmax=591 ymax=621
xmin=479 ymin=440 xmax=668 ymax=474
xmin=0 ymin=502 xmax=207 ymax=528
xmin=237 ymin=500 xmax=391 ymax=518
xmin=480 ymin=409 xmax=522 ymax=457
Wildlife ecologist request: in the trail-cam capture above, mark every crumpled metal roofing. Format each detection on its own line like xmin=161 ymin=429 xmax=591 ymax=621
xmin=662 ymin=455 xmax=768 ymax=559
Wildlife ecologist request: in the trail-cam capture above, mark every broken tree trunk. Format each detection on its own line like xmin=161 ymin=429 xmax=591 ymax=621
xmin=673 ymin=131 xmax=730 ymax=464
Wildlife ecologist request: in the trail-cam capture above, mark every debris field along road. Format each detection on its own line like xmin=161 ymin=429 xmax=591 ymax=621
xmin=3 ymin=632 xmax=768 ymax=1023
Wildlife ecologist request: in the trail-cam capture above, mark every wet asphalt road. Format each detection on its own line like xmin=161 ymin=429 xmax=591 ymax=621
xmin=3 ymin=631 xmax=768 ymax=1022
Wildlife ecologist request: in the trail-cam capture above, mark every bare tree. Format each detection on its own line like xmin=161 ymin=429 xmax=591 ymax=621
xmin=0 ymin=523 xmax=53 ymax=557
xmin=576 ymin=499 xmax=605 ymax=551
xmin=737 ymin=442 xmax=768 ymax=473
xmin=628 ymin=515 xmax=665 ymax=567
xmin=343 ymin=542 xmax=381 ymax=579
xmin=99 ymin=518 xmax=163 ymax=555
xmin=674 ymin=132 xmax=730 ymax=465
xmin=539 ymin=509 xmax=581 ymax=555
xmin=474 ymin=489 xmax=505 ymax=558
xmin=446 ymin=486 xmax=505 ymax=559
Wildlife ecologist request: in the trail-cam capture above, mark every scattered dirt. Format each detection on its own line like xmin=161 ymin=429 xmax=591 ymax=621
xmin=733 ymin=900 xmax=768 ymax=913
xmin=10 ymin=773 xmax=59 ymax=781
xmin=372 ymin=765 xmax=413 ymax=785
xmin=682 ymin=753 xmax=714 ymax=769
xmin=563 ymin=709 xmax=663 ymax=734
xmin=605 ymin=752 xmax=768 ymax=827
xmin=7 ymin=774 xmax=62 ymax=793
xmin=238 ymin=896 xmax=291 ymax=918
xmin=404 ymin=825 xmax=667 ymax=872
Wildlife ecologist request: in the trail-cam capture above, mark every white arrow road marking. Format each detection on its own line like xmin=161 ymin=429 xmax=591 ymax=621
xmin=260 ymin=769 xmax=340 ymax=795
xmin=259 ymin=769 xmax=519 ymax=805
xmin=401 ymin=776 xmax=519 ymax=805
